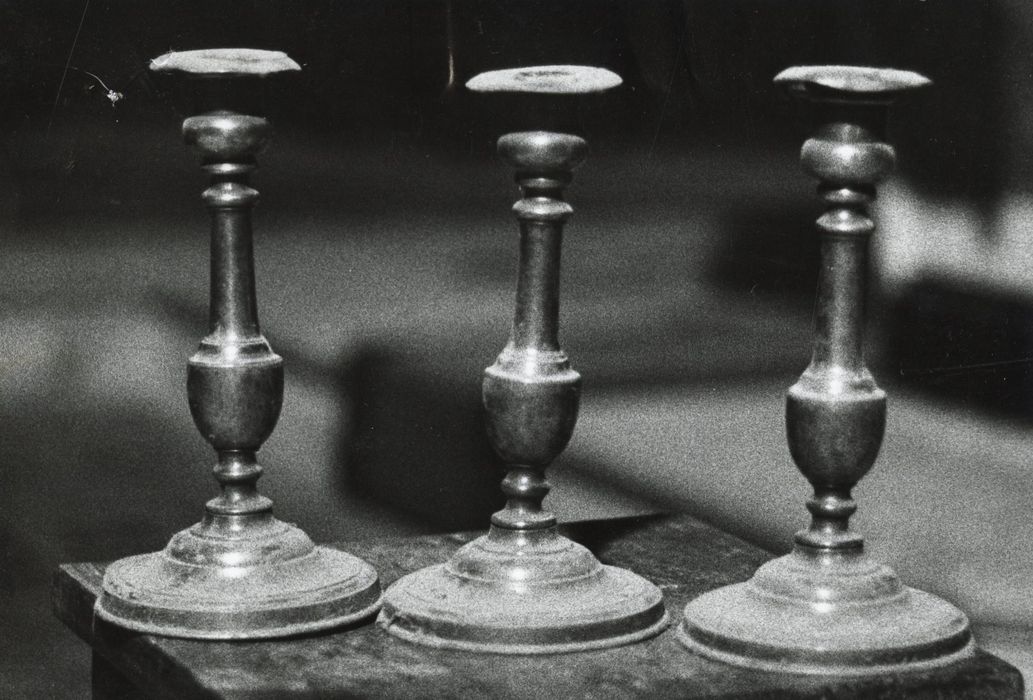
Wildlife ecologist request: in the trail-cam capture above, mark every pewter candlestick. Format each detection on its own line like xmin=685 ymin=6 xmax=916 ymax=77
xmin=379 ymin=66 xmax=667 ymax=653
xmin=679 ymin=65 xmax=972 ymax=674
xmin=96 ymin=49 xmax=381 ymax=639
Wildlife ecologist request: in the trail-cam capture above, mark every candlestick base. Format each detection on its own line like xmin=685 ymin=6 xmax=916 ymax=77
xmin=96 ymin=514 xmax=382 ymax=639
xmin=379 ymin=524 xmax=668 ymax=653
xmin=679 ymin=546 xmax=972 ymax=675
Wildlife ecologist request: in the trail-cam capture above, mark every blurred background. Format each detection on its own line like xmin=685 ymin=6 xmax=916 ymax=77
xmin=1 ymin=0 xmax=1032 ymax=696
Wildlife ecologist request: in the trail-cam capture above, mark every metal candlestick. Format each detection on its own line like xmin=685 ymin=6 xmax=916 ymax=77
xmin=679 ymin=66 xmax=972 ymax=674
xmin=379 ymin=66 xmax=667 ymax=653
xmin=96 ymin=49 xmax=381 ymax=639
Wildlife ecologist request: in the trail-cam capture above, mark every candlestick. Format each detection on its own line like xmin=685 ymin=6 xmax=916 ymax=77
xmin=378 ymin=66 xmax=667 ymax=653
xmin=679 ymin=65 xmax=973 ymax=674
xmin=95 ymin=49 xmax=381 ymax=639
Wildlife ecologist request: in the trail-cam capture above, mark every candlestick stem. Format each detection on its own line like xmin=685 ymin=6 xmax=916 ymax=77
xmin=96 ymin=49 xmax=382 ymax=639
xmin=679 ymin=65 xmax=972 ymax=674
xmin=380 ymin=66 xmax=667 ymax=652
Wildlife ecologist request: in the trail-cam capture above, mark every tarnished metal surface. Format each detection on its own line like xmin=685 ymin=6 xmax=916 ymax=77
xmin=95 ymin=50 xmax=381 ymax=639
xmin=465 ymin=65 xmax=622 ymax=94
xmin=380 ymin=71 xmax=666 ymax=652
xmin=149 ymin=48 xmax=301 ymax=76
xmin=679 ymin=65 xmax=974 ymax=674
xmin=775 ymin=65 xmax=930 ymax=96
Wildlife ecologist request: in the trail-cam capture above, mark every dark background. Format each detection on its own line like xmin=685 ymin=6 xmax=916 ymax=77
xmin=0 ymin=1 xmax=1007 ymax=207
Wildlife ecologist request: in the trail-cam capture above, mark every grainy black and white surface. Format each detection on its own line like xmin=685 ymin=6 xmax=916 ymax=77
xmin=3 ymin=2 xmax=1033 ymax=697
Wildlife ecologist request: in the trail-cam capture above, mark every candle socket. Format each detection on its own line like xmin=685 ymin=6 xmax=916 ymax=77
xmin=678 ymin=66 xmax=972 ymax=674
xmin=378 ymin=73 xmax=668 ymax=651
xmin=95 ymin=50 xmax=381 ymax=639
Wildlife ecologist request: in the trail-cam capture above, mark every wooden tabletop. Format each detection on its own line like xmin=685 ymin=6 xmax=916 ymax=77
xmin=53 ymin=514 xmax=1023 ymax=699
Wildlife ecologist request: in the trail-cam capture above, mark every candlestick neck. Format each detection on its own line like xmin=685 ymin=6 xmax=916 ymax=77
xmin=185 ymin=113 xmax=270 ymax=345
xmin=509 ymin=173 xmax=572 ymax=354
xmin=808 ymin=184 xmax=875 ymax=372
xmin=203 ymin=168 xmax=260 ymax=344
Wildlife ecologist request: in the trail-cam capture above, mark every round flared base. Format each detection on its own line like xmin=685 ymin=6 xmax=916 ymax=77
xmin=679 ymin=547 xmax=973 ymax=675
xmin=378 ymin=526 xmax=669 ymax=654
xmin=96 ymin=518 xmax=382 ymax=639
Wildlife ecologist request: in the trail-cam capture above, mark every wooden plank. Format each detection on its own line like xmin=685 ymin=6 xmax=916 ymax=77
xmin=52 ymin=562 xmax=105 ymax=643
xmin=54 ymin=515 xmax=1024 ymax=699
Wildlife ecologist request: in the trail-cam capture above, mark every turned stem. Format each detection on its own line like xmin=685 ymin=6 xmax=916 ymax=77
xmin=183 ymin=112 xmax=283 ymax=522
xmin=513 ymin=215 xmax=563 ymax=352
xmin=483 ymin=131 xmax=585 ymax=532
xmin=789 ymin=139 xmax=888 ymax=551
xmin=795 ymin=184 xmax=878 ymax=549
xmin=811 ymin=196 xmax=873 ymax=372
xmin=777 ymin=66 xmax=930 ymax=552
xmin=207 ymin=172 xmax=261 ymax=341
